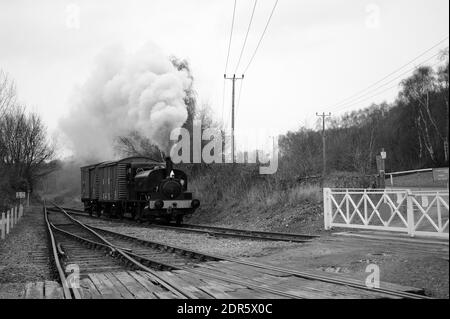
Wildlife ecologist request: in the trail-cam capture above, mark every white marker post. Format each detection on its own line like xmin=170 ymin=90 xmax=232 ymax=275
xmin=6 ymin=210 xmax=10 ymax=234
xmin=10 ymin=208 xmax=14 ymax=229
xmin=1 ymin=212 xmax=5 ymax=240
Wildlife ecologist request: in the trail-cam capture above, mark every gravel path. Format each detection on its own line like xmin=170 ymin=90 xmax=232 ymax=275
xmin=0 ymin=206 xmax=55 ymax=298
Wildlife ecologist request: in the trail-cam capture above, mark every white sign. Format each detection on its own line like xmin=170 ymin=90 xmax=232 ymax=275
xmin=380 ymin=151 xmax=387 ymax=159
xmin=16 ymin=192 xmax=26 ymax=199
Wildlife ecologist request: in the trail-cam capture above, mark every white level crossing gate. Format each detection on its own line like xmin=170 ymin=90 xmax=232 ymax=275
xmin=323 ymin=188 xmax=449 ymax=239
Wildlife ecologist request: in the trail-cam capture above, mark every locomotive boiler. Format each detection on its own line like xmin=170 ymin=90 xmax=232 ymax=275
xmin=80 ymin=156 xmax=200 ymax=224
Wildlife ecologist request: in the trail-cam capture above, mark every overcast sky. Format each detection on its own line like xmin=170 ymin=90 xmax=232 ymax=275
xmin=1 ymin=0 xmax=449 ymax=141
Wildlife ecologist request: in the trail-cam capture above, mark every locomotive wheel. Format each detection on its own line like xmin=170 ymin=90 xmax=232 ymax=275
xmin=147 ymin=216 xmax=155 ymax=225
xmin=116 ymin=206 xmax=124 ymax=220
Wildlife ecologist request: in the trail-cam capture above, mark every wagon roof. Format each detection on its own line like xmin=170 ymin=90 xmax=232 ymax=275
xmin=79 ymin=161 xmax=108 ymax=169
xmin=80 ymin=156 xmax=164 ymax=169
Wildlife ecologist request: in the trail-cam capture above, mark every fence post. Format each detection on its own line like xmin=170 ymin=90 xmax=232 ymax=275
xmin=14 ymin=206 xmax=17 ymax=225
xmin=406 ymin=190 xmax=415 ymax=237
xmin=6 ymin=210 xmax=10 ymax=234
xmin=1 ymin=212 xmax=5 ymax=240
xmin=345 ymin=189 xmax=350 ymax=223
xmin=19 ymin=205 xmax=23 ymax=220
xmin=436 ymin=192 xmax=442 ymax=233
xmin=323 ymin=188 xmax=332 ymax=230
xmin=10 ymin=208 xmax=14 ymax=229
xmin=363 ymin=189 xmax=368 ymax=225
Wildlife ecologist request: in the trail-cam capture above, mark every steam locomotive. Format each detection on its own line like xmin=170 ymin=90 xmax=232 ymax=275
xmin=80 ymin=156 xmax=200 ymax=224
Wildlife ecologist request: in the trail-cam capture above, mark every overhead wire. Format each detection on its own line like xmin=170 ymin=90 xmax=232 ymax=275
xmin=234 ymin=0 xmax=258 ymax=74
xmin=221 ymin=0 xmax=238 ymax=125
xmin=327 ymin=36 xmax=449 ymax=111
xmin=242 ymin=0 xmax=279 ymax=74
xmin=332 ymin=56 xmax=445 ymax=113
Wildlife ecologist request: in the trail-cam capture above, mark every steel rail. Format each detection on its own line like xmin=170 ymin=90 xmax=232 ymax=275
xmin=43 ymin=204 xmax=78 ymax=299
xmin=47 ymin=203 xmax=194 ymax=299
xmin=86 ymin=223 xmax=430 ymax=299
xmin=51 ymin=205 xmax=309 ymax=299
xmin=85 ymin=227 xmax=307 ymax=299
xmin=57 ymin=206 xmax=431 ymax=299
xmin=57 ymin=207 xmax=317 ymax=243
xmin=153 ymin=223 xmax=317 ymax=242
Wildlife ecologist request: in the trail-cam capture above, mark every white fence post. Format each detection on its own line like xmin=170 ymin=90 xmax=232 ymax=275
xmin=323 ymin=188 xmax=332 ymax=230
xmin=406 ymin=190 xmax=415 ymax=237
xmin=1 ymin=212 xmax=5 ymax=240
xmin=363 ymin=189 xmax=368 ymax=225
xmin=345 ymin=189 xmax=350 ymax=223
xmin=10 ymin=208 xmax=14 ymax=229
xmin=6 ymin=210 xmax=10 ymax=234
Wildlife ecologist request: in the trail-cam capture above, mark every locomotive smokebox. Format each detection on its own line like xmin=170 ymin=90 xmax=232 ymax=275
xmin=165 ymin=156 xmax=173 ymax=177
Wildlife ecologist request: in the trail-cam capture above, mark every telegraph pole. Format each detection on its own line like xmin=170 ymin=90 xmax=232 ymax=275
xmin=224 ymin=74 xmax=244 ymax=162
xmin=316 ymin=112 xmax=331 ymax=179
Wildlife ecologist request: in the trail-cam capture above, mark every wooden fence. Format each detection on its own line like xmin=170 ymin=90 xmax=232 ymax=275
xmin=0 ymin=205 xmax=24 ymax=240
xmin=323 ymin=188 xmax=449 ymax=239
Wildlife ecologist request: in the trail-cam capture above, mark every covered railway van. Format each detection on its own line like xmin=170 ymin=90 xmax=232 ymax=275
xmin=81 ymin=156 xmax=200 ymax=224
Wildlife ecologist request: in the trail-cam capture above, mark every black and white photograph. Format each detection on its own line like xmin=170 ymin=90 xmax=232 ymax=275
xmin=0 ymin=0 xmax=449 ymax=311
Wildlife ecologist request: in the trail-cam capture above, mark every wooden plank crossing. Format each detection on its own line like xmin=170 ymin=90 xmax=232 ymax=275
xmin=23 ymin=263 xmax=424 ymax=299
xmin=24 ymin=281 xmax=64 ymax=299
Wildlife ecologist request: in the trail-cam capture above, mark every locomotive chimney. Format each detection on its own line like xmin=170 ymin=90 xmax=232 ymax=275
xmin=165 ymin=156 xmax=173 ymax=177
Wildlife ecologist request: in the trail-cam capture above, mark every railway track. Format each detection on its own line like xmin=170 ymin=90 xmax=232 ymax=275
xmin=58 ymin=206 xmax=317 ymax=243
xmin=45 ymin=204 xmax=211 ymax=299
xmin=47 ymin=204 xmax=431 ymax=299
xmin=150 ymin=223 xmax=317 ymax=243
xmin=44 ymin=204 xmax=314 ymax=299
xmin=59 ymin=206 xmax=447 ymax=258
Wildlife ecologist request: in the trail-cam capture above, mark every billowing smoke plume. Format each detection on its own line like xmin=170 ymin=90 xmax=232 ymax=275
xmin=59 ymin=42 xmax=191 ymax=161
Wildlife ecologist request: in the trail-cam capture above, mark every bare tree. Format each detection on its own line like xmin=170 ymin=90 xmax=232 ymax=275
xmin=0 ymin=69 xmax=17 ymax=120
xmin=437 ymin=48 xmax=449 ymax=161
xmin=400 ymin=67 xmax=441 ymax=163
xmin=115 ymin=131 xmax=163 ymax=160
xmin=0 ymin=106 xmax=55 ymax=193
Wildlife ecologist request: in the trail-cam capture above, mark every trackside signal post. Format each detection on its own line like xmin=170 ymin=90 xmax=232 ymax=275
xmin=224 ymin=74 xmax=244 ymax=163
xmin=316 ymin=112 xmax=331 ymax=181
xmin=376 ymin=148 xmax=387 ymax=188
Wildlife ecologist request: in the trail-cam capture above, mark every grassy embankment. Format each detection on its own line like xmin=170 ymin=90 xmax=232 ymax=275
xmin=185 ymin=165 xmax=370 ymax=234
